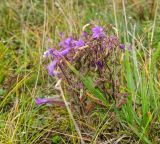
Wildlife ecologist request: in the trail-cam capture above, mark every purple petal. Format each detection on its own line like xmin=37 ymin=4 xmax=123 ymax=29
xmin=43 ymin=48 xmax=55 ymax=58
xmin=65 ymin=37 xmax=73 ymax=45
xmin=47 ymin=60 xmax=57 ymax=76
xmin=59 ymin=36 xmax=73 ymax=49
xmin=119 ymin=44 xmax=125 ymax=49
xmin=35 ymin=98 xmax=48 ymax=105
xmin=96 ymin=61 xmax=104 ymax=70
xmin=58 ymin=49 xmax=70 ymax=56
xmin=91 ymin=25 xmax=104 ymax=39
xmin=75 ymin=39 xmax=85 ymax=48
xmin=35 ymin=97 xmax=66 ymax=107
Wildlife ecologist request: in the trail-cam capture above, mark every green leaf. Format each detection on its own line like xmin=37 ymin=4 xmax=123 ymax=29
xmin=52 ymin=134 xmax=61 ymax=144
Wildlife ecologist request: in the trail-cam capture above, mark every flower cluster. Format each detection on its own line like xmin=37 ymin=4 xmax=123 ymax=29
xmin=42 ymin=25 xmax=124 ymax=77
xmin=36 ymin=24 xmax=126 ymax=110
xmin=43 ymin=36 xmax=85 ymax=76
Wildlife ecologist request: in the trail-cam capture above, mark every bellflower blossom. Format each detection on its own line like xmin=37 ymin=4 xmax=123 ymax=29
xmin=96 ymin=61 xmax=104 ymax=70
xmin=75 ymin=39 xmax=85 ymax=48
xmin=44 ymin=39 xmax=73 ymax=77
xmin=58 ymin=48 xmax=70 ymax=56
xmin=91 ymin=25 xmax=104 ymax=39
xmin=47 ymin=60 xmax=57 ymax=76
xmin=52 ymin=49 xmax=71 ymax=58
xmin=35 ymin=98 xmax=49 ymax=105
xmin=35 ymin=97 xmax=66 ymax=107
xmin=119 ymin=44 xmax=125 ymax=49
xmin=43 ymin=48 xmax=54 ymax=58
xmin=59 ymin=36 xmax=73 ymax=49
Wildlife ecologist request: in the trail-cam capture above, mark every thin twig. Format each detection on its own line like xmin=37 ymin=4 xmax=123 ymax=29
xmin=55 ymin=79 xmax=85 ymax=144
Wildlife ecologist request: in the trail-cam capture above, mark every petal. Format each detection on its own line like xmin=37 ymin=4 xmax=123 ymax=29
xmin=35 ymin=97 xmax=65 ymax=107
xmin=35 ymin=98 xmax=48 ymax=105
xmin=58 ymin=49 xmax=70 ymax=56
xmin=75 ymin=39 xmax=85 ymax=48
xmin=119 ymin=44 xmax=125 ymax=49
xmin=91 ymin=25 xmax=104 ymax=39
xmin=64 ymin=36 xmax=73 ymax=45
xmin=59 ymin=36 xmax=73 ymax=49
xmin=47 ymin=60 xmax=57 ymax=76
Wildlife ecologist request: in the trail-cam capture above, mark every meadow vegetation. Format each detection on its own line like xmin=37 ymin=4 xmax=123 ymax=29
xmin=0 ymin=0 xmax=160 ymax=143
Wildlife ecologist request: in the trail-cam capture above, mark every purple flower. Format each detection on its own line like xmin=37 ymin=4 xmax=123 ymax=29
xmin=35 ymin=97 xmax=65 ymax=107
xmin=91 ymin=25 xmax=104 ymax=39
xmin=119 ymin=44 xmax=125 ymax=49
xmin=58 ymin=48 xmax=70 ymax=56
xmin=43 ymin=48 xmax=55 ymax=58
xmin=51 ymin=49 xmax=70 ymax=58
xmin=75 ymin=39 xmax=85 ymax=48
xmin=35 ymin=98 xmax=48 ymax=105
xmin=59 ymin=36 xmax=73 ymax=49
xmin=96 ymin=61 xmax=104 ymax=70
xmin=47 ymin=60 xmax=57 ymax=76
xmin=65 ymin=37 xmax=72 ymax=45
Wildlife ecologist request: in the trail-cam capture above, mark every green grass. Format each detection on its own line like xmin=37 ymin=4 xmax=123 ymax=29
xmin=0 ymin=0 xmax=160 ymax=143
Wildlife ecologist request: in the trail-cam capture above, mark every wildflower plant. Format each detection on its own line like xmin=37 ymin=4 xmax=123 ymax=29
xmin=37 ymin=24 xmax=127 ymax=114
